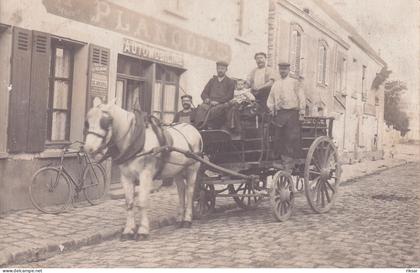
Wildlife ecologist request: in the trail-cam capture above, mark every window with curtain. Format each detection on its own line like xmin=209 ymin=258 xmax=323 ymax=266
xmin=289 ymin=24 xmax=303 ymax=77
xmin=153 ymin=64 xmax=180 ymax=123
xmin=47 ymin=42 xmax=74 ymax=142
xmin=317 ymin=40 xmax=328 ymax=85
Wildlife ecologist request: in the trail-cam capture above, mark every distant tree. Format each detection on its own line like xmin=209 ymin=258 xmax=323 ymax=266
xmin=384 ymin=80 xmax=410 ymax=136
xmin=371 ymin=66 xmax=392 ymax=90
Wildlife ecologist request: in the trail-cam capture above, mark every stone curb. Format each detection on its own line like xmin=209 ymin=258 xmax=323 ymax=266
xmin=1 ymin=203 xmax=236 ymax=267
xmin=340 ymin=160 xmax=410 ymax=187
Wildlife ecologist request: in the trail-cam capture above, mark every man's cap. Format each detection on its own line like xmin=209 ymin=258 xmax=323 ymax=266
xmin=216 ymin=60 xmax=229 ymax=67
xmin=181 ymin=94 xmax=192 ymax=100
xmin=254 ymin=52 xmax=267 ymax=59
xmin=278 ymin=62 xmax=291 ymax=67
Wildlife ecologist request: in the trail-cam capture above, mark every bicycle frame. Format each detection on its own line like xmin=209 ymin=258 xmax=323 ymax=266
xmin=55 ymin=142 xmax=100 ymax=193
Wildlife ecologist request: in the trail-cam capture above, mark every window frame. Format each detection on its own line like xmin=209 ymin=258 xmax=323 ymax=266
xmin=46 ymin=40 xmax=75 ymax=145
xmin=164 ymin=0 xmax=188 ymax=20
xmin=335 ymin=51 xmax=348 ymax=95
xmin=237 ymin=0 xmax=245 ymax=37
xmin=152 ymin=64 xmax=181 ymax=123
xmin=289 ymin=23 xmax=304 ymax=79
xmin=317 ymin=39 xmax=329 ymax=86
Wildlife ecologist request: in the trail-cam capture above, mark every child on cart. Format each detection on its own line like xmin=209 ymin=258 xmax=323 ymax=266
xmin=225 ymin=79 xmax=255 ymax=133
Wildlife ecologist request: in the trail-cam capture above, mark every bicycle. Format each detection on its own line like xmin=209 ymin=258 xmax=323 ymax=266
xmin=29 ymin=141 xmax=107 ymax=214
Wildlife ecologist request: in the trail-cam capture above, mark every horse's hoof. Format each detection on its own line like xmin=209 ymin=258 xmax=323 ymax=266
xmin=175 ymin=221 xmax=184 ymax=228
xmin=182 ymin=221 xmax=192 ymax=228
xmin=120 ymin=233 xmax=135 ymax=241
xmin=137 ymin=233 xmax=149 ymax=241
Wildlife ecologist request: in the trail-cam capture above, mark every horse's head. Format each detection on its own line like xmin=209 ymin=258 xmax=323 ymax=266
xmin=84 ymin=97 xmax=114 ymax=158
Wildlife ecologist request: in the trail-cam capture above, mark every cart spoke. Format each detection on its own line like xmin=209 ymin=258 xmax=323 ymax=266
xmin=284 ymin=200 xmax=290 ymax=210
xmin=309 ymin=170 xmax=321 ymax=176
xmin=280 ymin=203 xmax=286 ymax=215
xmin=323 ymin=183 xmax=331 ymax=203
xmin=325 ymin=180 xmax=336 ymax=193
xmin=276 ymin=200 xmax=282 ymax=213
xmin=322 ymin=142 xmax=333 ymax=166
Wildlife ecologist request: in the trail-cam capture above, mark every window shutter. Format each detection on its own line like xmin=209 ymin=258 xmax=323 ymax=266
xmin=342 ymin=57 xmax=348 ymax=94
xmin=334 ymin=51 xmax=339 ymax=94
xmin=8 ymin=27 xmax=32 ymax=153
xmin=295 ymin=32 xmax=301 ymax=74
xmin=27 ymin=31 xmax=51 ymax=152
xmin=325 ymin=48 xmax=329 ymax=85
xmin=317 ymin=46 xmax=323 ymax=83
xmin=300 ymin=34 xmax=306 ymax=78
xmin=87 ymin=44 xmax=110 ymax=111
xmin=289 ymin=31 xmax=297 ymax=73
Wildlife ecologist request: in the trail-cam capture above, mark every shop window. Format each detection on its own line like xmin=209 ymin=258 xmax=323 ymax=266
xmin=317 ymin=40 xmax=328 ymax=85
xmin=289 ymin=23 xmax=303 ymax=77
xmin=117 ymin=54 xmax=148 ymax=78
xmin=47 ymin=42 xmax=74 ymax=142
xmin=153 ymin=64 xmax=180 ymax=123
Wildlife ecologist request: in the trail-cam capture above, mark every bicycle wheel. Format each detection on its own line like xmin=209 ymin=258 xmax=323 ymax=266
xmin=29 ymin=167 xmax=72 ymax=214
xmin=82 ymin=163 xmax=107 ymax=205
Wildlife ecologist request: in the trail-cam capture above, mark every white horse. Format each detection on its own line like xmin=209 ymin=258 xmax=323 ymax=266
xmin=84 ymin=98 xmax=202 ymax=240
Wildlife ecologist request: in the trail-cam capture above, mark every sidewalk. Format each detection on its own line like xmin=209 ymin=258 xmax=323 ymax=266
xmin=1 ymin=146 xmax=418 ymax=266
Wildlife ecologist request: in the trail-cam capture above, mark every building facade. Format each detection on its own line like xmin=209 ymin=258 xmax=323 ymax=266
xmin=0 ymin=0 xmax=270 ymax=212
xmin=267 ymin=0 xmax=386 ymax=163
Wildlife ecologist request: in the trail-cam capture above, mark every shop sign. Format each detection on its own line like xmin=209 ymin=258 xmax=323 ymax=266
xmin=123 ymin=39 xmax=184 ymax=67
xmin=42 ymin=0 xmax=231 ymax=62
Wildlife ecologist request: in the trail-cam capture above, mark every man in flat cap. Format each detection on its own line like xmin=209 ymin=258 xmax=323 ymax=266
xmin=267 ymin=62 xmax=306 ymax=171
xmin=173 ymin=94 xmax=195 ymax=124
xmin=246 ymin=52 xmax=278 ymax=106
xmin=193 ymin=61 xmax=235 ymax=129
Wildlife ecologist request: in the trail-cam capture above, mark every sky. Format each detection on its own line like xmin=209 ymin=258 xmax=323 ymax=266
xmin=328 ymin=0 xmax=419 ymax=108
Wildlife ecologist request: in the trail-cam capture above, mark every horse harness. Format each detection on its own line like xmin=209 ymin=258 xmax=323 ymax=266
xmin=85 ymin=109 xmax=194 ymax=180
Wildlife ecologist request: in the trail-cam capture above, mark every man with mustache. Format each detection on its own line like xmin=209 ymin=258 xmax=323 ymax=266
xmin=246 ymin=52 xmax=278 ymax=107
xmin=193 ymin=60 xmax=235 ymax=129
xmin=173 ymin=94 xmax=195 ymax=124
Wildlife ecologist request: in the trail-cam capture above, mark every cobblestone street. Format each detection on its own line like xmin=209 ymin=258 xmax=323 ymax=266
xmin=16 ymin=162 xmax=420 ymax=268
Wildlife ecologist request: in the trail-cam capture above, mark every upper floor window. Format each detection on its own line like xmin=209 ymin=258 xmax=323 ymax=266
xmin=362 ymin=65 xmax=367 ymax=101
xmin=335 ymin=52 xmax=347 ymax=94
xmin=237 ymin=0 xmax=245 ymax=37
xmin=289 ymin=23 xmax=303 ymax=77
xmin=165 ymin=0 xmax=188 ymax=19
xmin=317 ymin=40 xmax=328 ymax=85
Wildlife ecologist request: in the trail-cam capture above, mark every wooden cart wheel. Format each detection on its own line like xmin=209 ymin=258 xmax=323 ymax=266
xmin=228 ymin=182 xmax=264 ymax=209
xmin=270 ymin=171 xmax=294 ymax=222
xmin=304 ymin=136 xmax=341 ymax=213
xmin=193 ymin=183 xmax=215 ymax=219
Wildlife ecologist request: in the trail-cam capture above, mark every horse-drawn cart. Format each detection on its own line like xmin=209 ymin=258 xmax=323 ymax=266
xmin=83 ymin=100 xmax=342 ymax=240
xmin=189 ymin=113 xmax=341 ymax=221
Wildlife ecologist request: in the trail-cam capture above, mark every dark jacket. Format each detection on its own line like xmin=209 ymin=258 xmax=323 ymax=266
xmin=201 ymin=76 xmax=235 ymax=103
